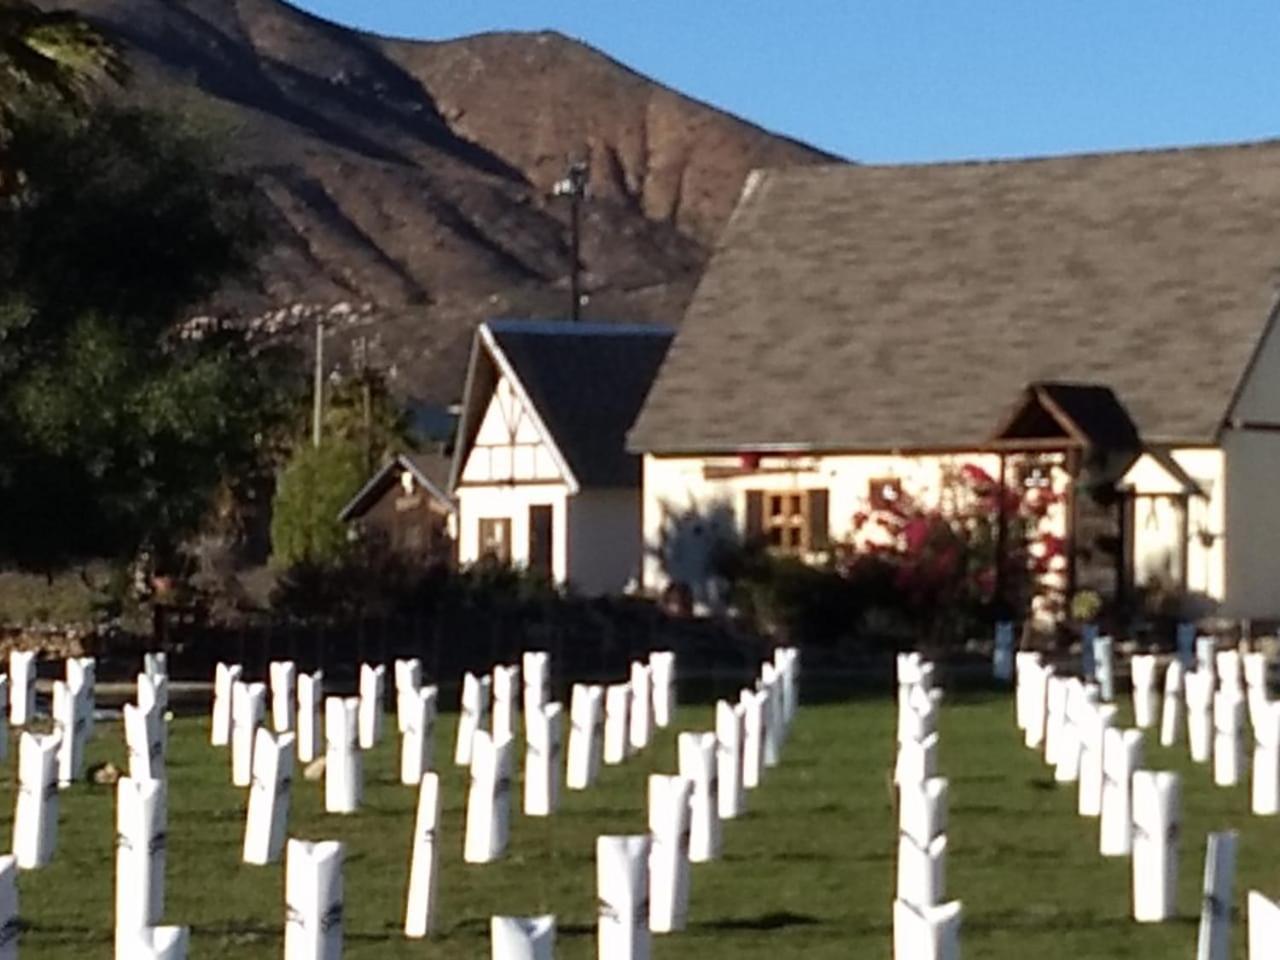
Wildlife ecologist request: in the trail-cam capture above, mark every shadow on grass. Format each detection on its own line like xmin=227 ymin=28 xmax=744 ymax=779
xmin=966 ymin=911 xmax=1198 ymax=934
xmin=695 ymin=910 xmax=822 ymax=932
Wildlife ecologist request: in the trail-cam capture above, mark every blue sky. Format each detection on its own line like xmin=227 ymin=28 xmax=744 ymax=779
xmin=294 ymin=1 xmax=1280 ymax=164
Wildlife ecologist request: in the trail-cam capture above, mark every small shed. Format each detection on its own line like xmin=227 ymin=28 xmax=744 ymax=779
xmin=338 ymin=452 xmax=456 ymax=564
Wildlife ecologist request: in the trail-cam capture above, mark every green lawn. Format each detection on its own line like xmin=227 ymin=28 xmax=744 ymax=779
xmin=1 ymin=682 xmax=1276 ymax=957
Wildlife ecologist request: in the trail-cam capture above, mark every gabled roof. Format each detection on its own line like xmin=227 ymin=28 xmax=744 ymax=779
xmin=450 ymin=320 xmax=675 ymax=491
xmin=338 ymin=452 xmax=456 ymax=523
xmin=629 ymin=141 xmax=1280 ymax=454
xmin=994 ymin=383 xmax=1140 ymax=453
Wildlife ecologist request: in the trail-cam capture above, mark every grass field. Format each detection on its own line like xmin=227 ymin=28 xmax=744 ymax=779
xmin=1 ymin=678 xmax=1276 ymax=957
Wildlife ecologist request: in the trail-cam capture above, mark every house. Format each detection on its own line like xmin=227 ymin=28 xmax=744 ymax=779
xmin=338 ymin=452 xmax=456 ymax=564
xmin=628 ymin=142 xmax=1280 ymax=620
xmin=450 ymin=320 xmax=674 ymax=594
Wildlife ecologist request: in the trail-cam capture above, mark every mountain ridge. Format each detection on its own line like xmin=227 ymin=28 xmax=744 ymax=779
xmin=38 ymin=0 xmax=841 ymax=402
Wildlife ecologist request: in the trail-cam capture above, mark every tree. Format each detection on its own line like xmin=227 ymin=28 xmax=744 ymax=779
xmin=0 ymin=99 xmax=298 ymax=574
xmin=0 ymin=1 xmax=127 ymax=189
xmin=269 ymin=439 xmax=365 ymax=569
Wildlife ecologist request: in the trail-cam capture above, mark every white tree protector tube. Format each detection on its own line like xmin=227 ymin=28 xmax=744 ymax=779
xmin=1243 ymin=652 xmax=1269 ymax=734
xmin=1161 ymin=660 xmax=1185 ymax=748
xmin=649 ymin=651 xmax=676 ymax=729
xmin=143 ymin=652 xmax=167 ymax=682
xmin=284 ymin=839 xmax=344 ymax=960
xmin=521 ymin=652 xmax=550 ymax=727
xmin=13 ymin=731 xmax=60 ymax=869
xmin=211 ymin=663 xmax=242 ymax=747
xmin=993 ymin=622 xmax=1015 ymax=683
xmin=231 ymin=681 xmax=267 ymax=788
xmin=566 ymin=684 xmax=604 ymax=791
xmin=296 ymin=671 xmax=323 ymax=765
xmin=455 ymin=672 xmax=485 ymax=767
xmin=597 ymin=835 xmax=650 ymax=960
xmin=68 ymin=657 xmax=96 ymax=739
xmin=1014 ymin=652 xmax=1041 ymax=731
xmin=1044 ymin=675 xmax=1068 ymax=765
xmin=1094 ymin=636 xmax=1116 ymax=702
xmin=324 ymin=697 xmax=361 ymax=815
xmin=900 ymin=777 xmax=948 ymax=848
xmin=1078 ymin=703 xmax=1118 ymax=817
xmin=628 ymin=663 xmax=653 ymax=754
xmin=1253 ymin=700 xmax=1280 ymax=815
xmin=775 ymin=645 xmax=800 ymax=736
xmin=1213 ymin=690 xmax=1245 ymax=787
xmin=760 ymin=664 xmax=783 ymax=768
xmin=740 ymin=688 xmax=766 ymax=790
xmin=1025 ymin=661 xmax=1052 ymax=750
xmin=491 ymin=915 xmax=555 ymax=960
xmin=404 ymin=773 xmax=441 ymax=939
xmin=400 ymin=685 xmax=438 ymax=788
xmin=492 ymin=664 xmax=520 ymax=744
xmin=1197 ymin=638 xmax=1218 ymax=680
xmin=0 ymin=855 xmax=17 ymax=959
xmin=1248 ymin=890 xmax=1280 ymax=960
xmin=603 ymin=684 xmax=631 ymax=766
xmin=1132 ymin=771 xmax=1181 ymax=922
xmin=1099 ymin=728 xmax=1144 ymax=857
xmin=137 ymin=671 xmax=168 ymax=762
xmin=895 ymin=733 xmax=939 ymax=787
xmin=115 ymin=776 xmax=166 ymax=943
xmin=647 ymin=775 xmax=692 ymax=934
xmin=243 ymin=729 xmax=295 ymax=866
xmin=53 ymin=678 xmax=87 ymax=788
xmin=1217 ymin=650 xmax=1244 ymax=696
xmin=678 ymin=732 xmax=720 ymax=863
xmin=1196 ymin=830 xmax=1237 ymax=960
xmin=1186 ymin=670 xmax=1215 ymax=764
xmin=357 ymin=663 xmax=386 ymax=750
xmin=464 ymin=731 xmax=513 ymax=863
xmin=716 ymin=700 xmax=745 ymax=820
xmin=896 ymin=834 xmax=947 ymax=907
xmin=1131 ymin=655 xmax=1159 ymax=729
xmin=270 ymin=661 xmax=297 ymax=734
xmin=124 ymin=700 xmax=165 ymax=783
xmin=524 ymin=702 xmax=562 ymax=817
xmin=898 ymin=683 xmax=939 ymax=745
xmin=893 ymin=898 xmax=961 ymax=960
xmin=8 ymin=651 xmax=34 ymax=729
xmin=394 ymin=658 xmax=423 ymax=735
xmin=1054 ymin=680 xmax=1090 ymax=784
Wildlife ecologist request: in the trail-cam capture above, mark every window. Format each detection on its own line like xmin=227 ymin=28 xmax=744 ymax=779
xmin=869 ymin=477 xmax=903 ymax=510
xmin=745 ymin=489 xmax=830 ymax=555
xmin=478 ymin=518 xmax=512 ymax=563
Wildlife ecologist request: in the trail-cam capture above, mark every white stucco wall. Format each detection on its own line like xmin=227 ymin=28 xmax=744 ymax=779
xmin=1121 ymin=448 xmax=1225 ymax=604
xmin=455 ymin=484 xmax=570 ymax=581
xmin=641 ymin=451 xmax=1069 ymax=605
xmin=1222 ymin=430 xmax=1280 ymax=618
xmin=566 ymin=489 xmax=643 ymax=596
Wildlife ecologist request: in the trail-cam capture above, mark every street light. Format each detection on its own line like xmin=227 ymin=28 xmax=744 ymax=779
xmin=552 ymin=159 xmax=589 ymax=322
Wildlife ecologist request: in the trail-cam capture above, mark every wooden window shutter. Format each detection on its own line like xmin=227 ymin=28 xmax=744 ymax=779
xmin=807 ymin=489 xmax=830 ymax=549
xmin=744 ymin=490 xmax=764 ymax=541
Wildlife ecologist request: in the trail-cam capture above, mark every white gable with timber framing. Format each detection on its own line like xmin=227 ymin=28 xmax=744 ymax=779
xmin=459 ymin=375 xmax=569 ymax=486
xmin=450 ymin=319 xmax=674 ymax=596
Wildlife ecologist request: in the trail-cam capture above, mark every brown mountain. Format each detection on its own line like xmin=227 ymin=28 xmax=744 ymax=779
xmin=41 ymin=0 xmax=838 ymax=403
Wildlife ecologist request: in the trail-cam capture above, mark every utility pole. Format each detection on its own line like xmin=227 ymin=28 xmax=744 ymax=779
xmin=553 ymin=159 xmax=589 ymax=322
xmin=353 ymin=336 xmax=375 ymax=476
xmin=312 ymin=315 xmax=324 ymax=448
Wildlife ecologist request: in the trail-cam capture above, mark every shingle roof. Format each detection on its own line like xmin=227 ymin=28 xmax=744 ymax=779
xmin=338 ymin=452 xmax=455 ymax=522
xmin=455 ymin=321 xmax=674 ymax=490
xmin=628 ymin=142 xmax=1280 ymax=454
